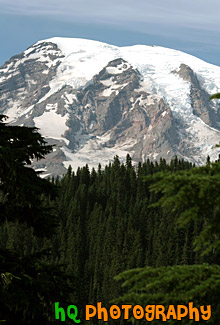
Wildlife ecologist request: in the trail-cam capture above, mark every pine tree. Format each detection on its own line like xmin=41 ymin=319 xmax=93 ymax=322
xmin=0 ymin=115 xmax=72 ymax=324
xmin=114 ymin=158 xmax=220 ymax=324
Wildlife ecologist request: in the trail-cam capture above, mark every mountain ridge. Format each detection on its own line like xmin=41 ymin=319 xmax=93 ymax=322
xmin=1 ymin=37 xmax=220 ymax=176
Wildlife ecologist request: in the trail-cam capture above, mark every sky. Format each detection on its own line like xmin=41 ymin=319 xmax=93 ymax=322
xmin=0 ymin=0 xmax=220 ymax=66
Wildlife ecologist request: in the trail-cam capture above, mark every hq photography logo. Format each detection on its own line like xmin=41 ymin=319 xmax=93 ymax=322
xmin=54 ymin=302 xmax=211 ymax=323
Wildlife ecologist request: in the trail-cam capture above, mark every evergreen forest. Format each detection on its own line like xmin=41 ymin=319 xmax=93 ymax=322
xmin=1 ymin=114 xmax=220 ymax=324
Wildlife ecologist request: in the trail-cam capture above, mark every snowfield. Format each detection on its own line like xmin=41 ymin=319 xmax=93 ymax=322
xmin=2 ymin=37 xmax=220 ymax=174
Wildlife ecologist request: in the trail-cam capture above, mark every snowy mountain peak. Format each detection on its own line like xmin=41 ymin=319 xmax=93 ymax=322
xmin=1 ymin=38 xmax=220 ymax=176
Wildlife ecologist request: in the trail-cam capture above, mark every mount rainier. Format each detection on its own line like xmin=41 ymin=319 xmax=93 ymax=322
xmin=1 ymin=37 xmax=220 ymax=176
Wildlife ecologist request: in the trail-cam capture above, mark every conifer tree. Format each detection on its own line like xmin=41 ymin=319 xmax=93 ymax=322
xmin=0 ymin=115 xmax=72 ymax=324
xmin=114 ymin=159 xmax=220 ymax=323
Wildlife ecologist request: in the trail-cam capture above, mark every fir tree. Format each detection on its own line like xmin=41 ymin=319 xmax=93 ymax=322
xmin=0 ymin=115 xmax=72 ymax=324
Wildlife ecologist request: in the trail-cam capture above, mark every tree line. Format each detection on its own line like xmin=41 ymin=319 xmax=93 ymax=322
xmin=1 ymin=114 xmax=220 ymax=323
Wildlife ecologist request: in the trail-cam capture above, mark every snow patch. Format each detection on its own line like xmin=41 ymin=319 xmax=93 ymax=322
xmin=5 ymin=100 xmax=29 ymax=123
xmin=100 ymin=78 xmax=114 ymax=87
xmin=61 ymin=134 xmax=135 ymax=172
xmin=33 ymin=111 xmax=69 ymax=144
xmin=162 ymin=111 xmax=168 ymax=117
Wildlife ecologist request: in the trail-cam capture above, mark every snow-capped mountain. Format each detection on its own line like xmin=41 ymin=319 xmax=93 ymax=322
xmin=1 ymin=37 xmax=220 ymax=176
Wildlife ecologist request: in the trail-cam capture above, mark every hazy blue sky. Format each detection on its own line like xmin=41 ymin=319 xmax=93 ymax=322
xmin=1 ymin=0 xmax=220 ymax=66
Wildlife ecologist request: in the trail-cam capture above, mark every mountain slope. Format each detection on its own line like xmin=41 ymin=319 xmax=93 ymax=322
xmin=1 ymin=37 xmax=220 ymax=175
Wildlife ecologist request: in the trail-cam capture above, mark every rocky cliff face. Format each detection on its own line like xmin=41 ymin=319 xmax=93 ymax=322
xmin=1 ymin=38 xmax=220 ymax=176
xmin=174 ymin=63 xmax=219 ymax=129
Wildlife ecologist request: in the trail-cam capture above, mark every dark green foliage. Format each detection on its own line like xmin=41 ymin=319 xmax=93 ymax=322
xmin=0 ymin=115 xmax=57 ymax=237
xmin=0 ymin=248 xmax=73 ymax=324
xmin=114 ymin=158 xmax=220 ymax=324
xmin=209 ymin=92 xmax=220 ymax=100
xmin=0 ymin=116 xmax=73 ymax=324
xmin=148 ymin=162 xmax=220 ymax=255
xmin=1 ymin=115 xmax=218 ymax=324
xmin=40 ymin=155 xmax=210 ymax=315
xmin=114 ymin=264 xmax=220 ymax=324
